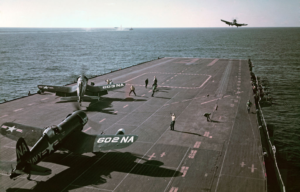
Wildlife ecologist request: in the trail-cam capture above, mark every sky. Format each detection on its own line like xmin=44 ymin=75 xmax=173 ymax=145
xmin=0 ymin=0 xmax=299 ymax=28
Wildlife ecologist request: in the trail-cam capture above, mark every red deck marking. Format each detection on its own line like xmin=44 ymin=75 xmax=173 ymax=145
xmin=99 ymin=118 xmax=106 ymax=123
xmin=161 ymin=152 xmax=165 ymax=157
xmin=148 ymin=90 xmax=152 ymax=93
xmin=14 ymin=108 xmax=23 ymax=112
xmin=171 ymin=77 xmax=173 ymax=79
xmin=249 ymin=164 xmax=257 ymax=173
xmin=16 ymin=129 xmax=23 ymax=133
xmin=28 ymin=103 xmax=35 ymax=106
xmin=83 ymin=127 xmax=92 ymax=132
xmin=123 ymin=105 xmax=128 ymax=108
xmin=241 ymin=162 xmax=246 ymax=167
xmin=141 ymin=94 xmax=145 ymax=96
xmin=169 ymin=187 xmax=178 ymax=192
xmin=41 ymin=98 xmax=48 ymax=100
xmin=148 ymin=153 xmax=156 ymax=160
xmin=193 ymin=141 xmax=201 ymax=148
xmin=0 ymin=115 xmax=8 ymax=119
xmin=204 ymin=132 xmax=210 ymax=137
xmin=207 ymin=59 xmax=219 ymax=66
xmin=180 ymin=166 xmax=189 ymax=177
xmin=1 ymin=125 xmax=8 ymax=128
xmin=114 ymin=111 xmax=118 ymax=114
xmin=188 ymin=150 xmax=197 ymax=159
xmin=230 ymin=104 xmax=234 ymax=107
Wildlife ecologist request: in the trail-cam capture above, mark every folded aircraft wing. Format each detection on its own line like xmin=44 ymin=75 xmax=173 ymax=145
xmin=0 ymin=122 xmax=43 ymax=146
xmin=60 ymin=130 xmax=138 ymax=153
xmin=37 ymin=85 xmax=77 ymax=93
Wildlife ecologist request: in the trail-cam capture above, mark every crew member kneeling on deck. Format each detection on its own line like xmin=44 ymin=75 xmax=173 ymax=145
xmin=204 ymin=113 xmax=211 ymax=122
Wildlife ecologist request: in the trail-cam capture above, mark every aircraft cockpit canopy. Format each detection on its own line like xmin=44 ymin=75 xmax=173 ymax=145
xmin=43 ymin=125 xmax=62 ymax=138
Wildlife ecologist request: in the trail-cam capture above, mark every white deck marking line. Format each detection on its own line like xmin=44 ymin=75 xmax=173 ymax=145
xmin=124 ymin=73 xmax=147 ymax=83
xmin=186 ymin=58 xmax=199 ymax=64
xmin=215 ymin=85 xmax=242 ymax=192
xmin=114 ymin=111 xmax=118 ymax=113
xmin=148 ymin=90 xmax=152 ymax=92
xmin=201 ymin=98 xmax=219 ymax=105
xmin=83 ymin=127 xmax=92 ymax=132
xmin=199 ymin=75 xmax=212 ymax=88
xmin=141 ymin=94 xmax=145 ymax=96
xmin=70 ymin=185 xmax=113 ymax=191
xmin=14 ymin=108 xmax=23 ymax=112
xmin=99 ymin=118 xmax=106 ymax=123
xmin=207 ymin=59 xmax=219 ymax=66
xmin=164 ymin=147 xmax=190 ymax=192
xmin=28 ymin=103 xmax=35 ymax=106
xmin=41 ymin=98 xmax=48 ymax=100
xmin=123 ymin=105 xmax=128 ymax=108
xmin=118 ymin=58 xmax=177 ymax=82
xmin=0 ymin=115 xmax=8 ymax=118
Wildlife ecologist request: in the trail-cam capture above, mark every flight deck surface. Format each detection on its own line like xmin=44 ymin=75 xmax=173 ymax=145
xmin=0 ymin=58 xmax=266 ymax=192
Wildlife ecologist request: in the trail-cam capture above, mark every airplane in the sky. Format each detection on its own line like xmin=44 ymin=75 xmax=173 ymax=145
xmin=0 ymin=110 xmax=138 ymax=180
xmin=37 ymin=75 xmax=125 ymax=106
xmin=221 ymin=19 xmax=248 ymax=27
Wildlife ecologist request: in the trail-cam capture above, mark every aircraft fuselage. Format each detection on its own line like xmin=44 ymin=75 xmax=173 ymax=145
xmin=13 ymin=111 xmax=87 ymax=177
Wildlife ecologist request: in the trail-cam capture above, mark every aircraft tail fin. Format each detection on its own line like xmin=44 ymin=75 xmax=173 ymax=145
xmin=16 ymin=137 xmax=30 ymax=163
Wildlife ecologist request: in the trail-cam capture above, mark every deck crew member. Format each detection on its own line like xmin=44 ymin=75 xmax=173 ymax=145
xmin=105 ymin=79 xmax=113 ymax=85
xmin=204 ymin=113 xmax=211 ymax=122
xmin=170 ymin=113 xmax=176 ymax=130
xmin=246 ymin=100 xmax=252 ymax=114
xmin=145 ymin=78 xmax=148 ymax=88
xmin=152 ymin=84 xmax=157 ymax=97
xmin=129 ymin=85 xmax=136 ymax=96
xmin=153 ymin=76 xmax=157 ymax=87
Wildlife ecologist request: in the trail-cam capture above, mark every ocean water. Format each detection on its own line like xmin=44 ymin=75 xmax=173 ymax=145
xmin=0 ymin=27 xmax=299 ymax=191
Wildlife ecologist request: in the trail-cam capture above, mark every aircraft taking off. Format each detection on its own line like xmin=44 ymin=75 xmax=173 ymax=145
xmin=37 ymin=75 xmax=126 ymax=105
xmin=221 ymin=19 xmax=248 ymax=27
xmin=0 ymin=110 xmax=138 ymax=180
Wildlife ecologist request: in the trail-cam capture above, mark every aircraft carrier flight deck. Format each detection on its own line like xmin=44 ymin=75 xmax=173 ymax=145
xmin=0 ymin=58 xmax=266 ymax=192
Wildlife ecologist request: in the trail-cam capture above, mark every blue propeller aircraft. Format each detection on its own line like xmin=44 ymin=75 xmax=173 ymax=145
xmin=0 ymin=110 xmax=138 ymax=180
